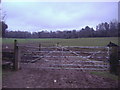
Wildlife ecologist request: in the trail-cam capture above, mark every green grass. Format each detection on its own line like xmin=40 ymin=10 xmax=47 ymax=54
xmin=2 ymin=37 xmax=118 ymax=47
xmin=90 ymin=71 xmax=118 ymax=81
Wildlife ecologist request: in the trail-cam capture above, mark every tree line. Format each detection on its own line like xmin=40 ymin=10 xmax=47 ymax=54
xmin=1 ymin=20 xmax=120 ymax=38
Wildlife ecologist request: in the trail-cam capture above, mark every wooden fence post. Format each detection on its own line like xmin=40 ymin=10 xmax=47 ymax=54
xmin=13 ymin=40 xmax=20 ymax=70
xmin=39 ymin=43 xmax=41 ymax=51
xmin=107 ymin=42 xmax=119 ymax=75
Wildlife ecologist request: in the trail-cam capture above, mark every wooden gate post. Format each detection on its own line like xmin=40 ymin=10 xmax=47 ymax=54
xmin=13 ymin=40 xmax=20 ymax=70
xmin=107 ymin=42 xmax=119 ymax=75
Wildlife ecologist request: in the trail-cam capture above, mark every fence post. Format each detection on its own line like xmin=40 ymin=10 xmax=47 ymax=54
xmin=13 ymin=40 xmax=20 ymax=70
xmin=107 ymin=42 xmax=119 ymax=75
xmin=39 ymin=43 xmax=41 ymax=51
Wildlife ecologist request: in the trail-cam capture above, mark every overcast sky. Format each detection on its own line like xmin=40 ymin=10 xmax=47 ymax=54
xmin=2 ymin=2 xmax=118 ymax=32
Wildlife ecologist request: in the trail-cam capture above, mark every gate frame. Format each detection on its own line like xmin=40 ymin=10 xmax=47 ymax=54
xmin=13 ymin=40 xmax=110 ymax=71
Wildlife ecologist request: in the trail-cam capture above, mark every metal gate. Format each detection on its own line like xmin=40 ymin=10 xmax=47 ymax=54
xmin=19 ymin=44 xmax=110 ymax=71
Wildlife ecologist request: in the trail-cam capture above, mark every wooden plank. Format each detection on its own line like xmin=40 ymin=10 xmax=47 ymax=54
xmin=40 ymin=67 xmax=109 ymax=70
xmin=17 ymin=45 xmax=56 ymax=49
xmin=51 ymin=64 xmax=109 ymax=67
xmin=64 ymin=46 xmax=108 ymax=48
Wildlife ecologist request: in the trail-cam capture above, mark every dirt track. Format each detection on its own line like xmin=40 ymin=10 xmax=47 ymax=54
xmin=3 ymin=56 xmax=118 ymax=89
xmin=3 ymin=68 xmax=118 ymax=88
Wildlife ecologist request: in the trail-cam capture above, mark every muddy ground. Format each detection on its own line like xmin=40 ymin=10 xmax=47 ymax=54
xmin=2 ymin=56 xmax=118 ymax=88
xmin=2 ymin=68 xmax=118 ymax=88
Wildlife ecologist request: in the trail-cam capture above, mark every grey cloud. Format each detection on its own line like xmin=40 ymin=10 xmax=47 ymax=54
xmin=2 ymin=2 xmax=118 ymax=32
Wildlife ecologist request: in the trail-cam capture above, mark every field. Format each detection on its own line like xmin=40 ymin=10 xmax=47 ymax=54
xmin=2 ymin=37 xmax=119 ymax=88
xmin=2 ymin=37 xmax=118 ymax=45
